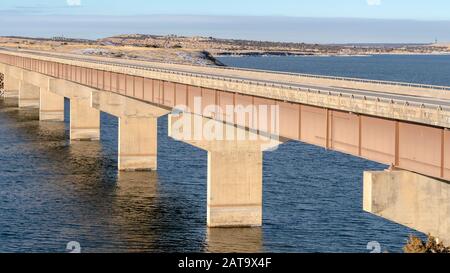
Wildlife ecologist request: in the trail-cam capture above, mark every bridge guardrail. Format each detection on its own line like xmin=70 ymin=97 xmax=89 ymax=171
xmin=79 ymin=56 xmax=449 ymax=111
xmin=218 ymin=65 xmax=450 ymax=91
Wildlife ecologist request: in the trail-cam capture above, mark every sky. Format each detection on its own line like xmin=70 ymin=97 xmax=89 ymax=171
xmin=1 ymin=0 xmax=450 ymax=43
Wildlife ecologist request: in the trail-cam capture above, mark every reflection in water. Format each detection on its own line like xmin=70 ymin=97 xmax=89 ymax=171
xmin=111 ymin=171 xmax=160 ymax=252
xmin=115 ymin=171 xmax=159 ymax=198
xmin=206 ymin=228 xmax=263 ymax=253
xmin=0 ymin=97 xmax=18 ymax=108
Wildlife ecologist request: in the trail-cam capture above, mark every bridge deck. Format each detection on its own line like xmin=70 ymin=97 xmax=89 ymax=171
xmin=2 ymin=47 xmax=450 ymax=110
xmin=1 ymin=47 xmax=450 ymax=181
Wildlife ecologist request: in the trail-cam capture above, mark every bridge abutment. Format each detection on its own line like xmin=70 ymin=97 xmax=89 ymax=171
xmin=364 ymin=169 xmax=450 ymax=244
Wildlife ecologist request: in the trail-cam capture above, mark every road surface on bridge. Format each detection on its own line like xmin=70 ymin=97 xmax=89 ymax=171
xmin=2 ymin=47 xmax=450 ymax=111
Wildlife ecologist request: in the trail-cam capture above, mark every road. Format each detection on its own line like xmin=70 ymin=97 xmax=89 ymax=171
xmin=2 ymin=47 xmax=450 ymax=110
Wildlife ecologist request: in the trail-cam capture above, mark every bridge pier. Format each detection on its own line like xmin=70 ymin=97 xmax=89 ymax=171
xmin=70 ymin=98 xmax=100 ymax=141
xmin=18 ymin=81 xmax=40 ymax=108
xmin=39 ymin=88 xmax=64 ymax=121
xmin=17 ymin=70 xmax=65 ymax=121
xmin=49 ymin=79 xmax=100 ymax=141
xmin=364 ymin=169 xmax=450 ymax=244
xmin=206 ymin=144 xmax=264 ymax=227
xmin=3 ymin=74 xmax=20 ymax=98
xmin=118 ymin=117 xmax=158 ymax=171
xmin=91 ymin=90 xmax=169 ymax=171
xmin=169 ymin=113 xmax=280 ymax=227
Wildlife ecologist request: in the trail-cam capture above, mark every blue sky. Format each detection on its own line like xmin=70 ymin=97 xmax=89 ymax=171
xmin=1 ymin=0 xmax=450 ymax=43
xmin=2 ymin=0 xmax=450 ymax=20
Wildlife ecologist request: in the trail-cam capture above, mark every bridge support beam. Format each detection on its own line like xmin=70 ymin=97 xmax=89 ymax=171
xmin=18 ymin=81 xmax=40 ymax=108
xmin=91 ymin=90 xmax=169 ymax=171
xmin=169 ymin=113 xmax=280 ymax=227
xmin=364 ymin=169 xmax=450 ymax=244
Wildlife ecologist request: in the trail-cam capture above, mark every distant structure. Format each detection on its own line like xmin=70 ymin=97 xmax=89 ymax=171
xmin=51 ymin=36 xmax=93 ymax=43
xmin=52 ymin=36 xmax=69 ymax=42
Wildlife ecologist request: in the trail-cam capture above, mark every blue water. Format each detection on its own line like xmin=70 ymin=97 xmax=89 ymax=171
xmin=218 ymin=54 xmax=450 ymax=86
xmin=1 ymin=55 xmax=445 ymax=253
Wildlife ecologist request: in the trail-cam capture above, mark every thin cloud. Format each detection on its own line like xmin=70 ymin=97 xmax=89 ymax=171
xmin=367 ymin=0 xmax=382 ymax=6
xmin=67 ymin=0 xmax=82 ymax=6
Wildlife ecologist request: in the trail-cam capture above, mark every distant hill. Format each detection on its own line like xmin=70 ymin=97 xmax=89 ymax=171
xmin=98 ymin=34 xmax=450 ymax=56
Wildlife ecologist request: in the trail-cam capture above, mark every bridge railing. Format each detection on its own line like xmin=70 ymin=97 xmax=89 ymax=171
xmin=61 ymin=54 xmax=449 ymax=111
xmin=216 ymin=66 xmax=450 ymax=91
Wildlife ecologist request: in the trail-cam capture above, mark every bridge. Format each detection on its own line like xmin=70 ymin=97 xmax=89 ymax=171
xmin=1 ymin=48 xmax=449 ymax=242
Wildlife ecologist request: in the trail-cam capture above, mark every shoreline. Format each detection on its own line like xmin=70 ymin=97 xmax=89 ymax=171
xmin=214 ymin=52 xmax=450 ymax=58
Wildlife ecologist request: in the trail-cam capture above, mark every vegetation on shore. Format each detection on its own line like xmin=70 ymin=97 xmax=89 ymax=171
xmin=403 ymin=235 xmax=450 ymax=253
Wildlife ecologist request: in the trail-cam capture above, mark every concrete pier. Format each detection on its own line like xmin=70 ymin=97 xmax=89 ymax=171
xmin=49 ymin=79 xmax=100 ymax=141
xmin=91 ymin=90 xmax=169 ymax=171
xmin=119 ymin=117 xmax=158 ymax=171
xmin=3 ymin=74 xmax=19 ymax=98
xmin=207 ymin=144 xmax=264 ymax=227
xmin=14 ymin=70 xmax=65 ymax=121
xmin=364 ymin=169 xmax=450 ymax=244
xmin=18 ymin=81 xmax=40 ymax=108
xmin=39 ymin=88 xmax=64 ymax=121
xmin=169 ymin=113 xmax=280 ymax=227
xmin=70 ymin=98 xmax=100 ymax=141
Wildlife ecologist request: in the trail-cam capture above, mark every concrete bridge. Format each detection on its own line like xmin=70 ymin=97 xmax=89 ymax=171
xmin=1 ymin=48 xmax=450 ymax=242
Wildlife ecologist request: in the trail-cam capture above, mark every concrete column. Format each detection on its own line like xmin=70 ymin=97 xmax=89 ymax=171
xmin=18 ymin=80 xmax=40 ymax=108
xmin=40 ymin=88 xmax=64 ymax=121
xmin=91 ymin=90 xmax=169 ymax=171
xmin=364 ymin=169 xmax=450 ymax=244
xmin=48 ymin=78 xmax=98 ymax=138
xmin=169 ymin=113 xmax=280 ymax=227
xmin=207 ymin=146 xmax=263 ymax=227
xmin=3 ymin=74 xmax=20 ymax=98
xmin=118 ymin=117 xmax=158 ymax=171
xmin=70 ymin=98 xmax=100 ymax=141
